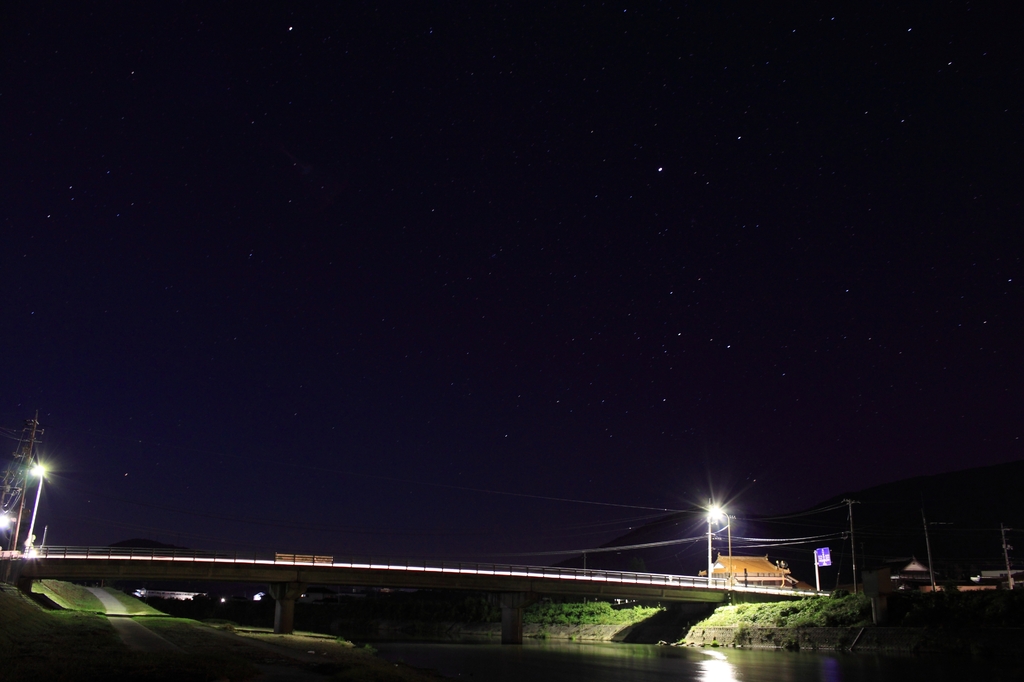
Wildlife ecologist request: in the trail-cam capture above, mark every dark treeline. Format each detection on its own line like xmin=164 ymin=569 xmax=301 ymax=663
xmin=144 ymin=590 xmax=502 ymax=633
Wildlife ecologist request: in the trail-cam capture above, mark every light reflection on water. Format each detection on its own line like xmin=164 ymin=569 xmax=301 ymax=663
xmin=373 ymin=640 xmax=1024 ymax=682
xmin=696 ymin=649 xmax=739 ymax=682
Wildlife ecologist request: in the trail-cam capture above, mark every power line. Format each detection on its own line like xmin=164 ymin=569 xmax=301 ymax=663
xmin=490 ymin=534 xmax=707 ymax=558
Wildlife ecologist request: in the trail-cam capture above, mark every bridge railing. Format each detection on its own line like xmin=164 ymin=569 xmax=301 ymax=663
xmin=32 ymin=546 xmax=816 ymax=596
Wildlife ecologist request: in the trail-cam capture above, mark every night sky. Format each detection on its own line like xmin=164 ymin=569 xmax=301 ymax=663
xmin=1 ymin=3 xmax=1020 ymax=569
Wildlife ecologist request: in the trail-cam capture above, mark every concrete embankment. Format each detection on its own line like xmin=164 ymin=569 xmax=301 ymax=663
xmin=684 ymin=625 xmax=1024 ymax=656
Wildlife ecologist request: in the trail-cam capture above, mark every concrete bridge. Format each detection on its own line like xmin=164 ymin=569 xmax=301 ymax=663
xmin=7 ymin=546 xmax=818 ymax=643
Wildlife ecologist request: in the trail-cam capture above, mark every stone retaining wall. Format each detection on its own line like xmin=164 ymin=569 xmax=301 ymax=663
xmin=685 ymin=625 xmax=1024 ymax=655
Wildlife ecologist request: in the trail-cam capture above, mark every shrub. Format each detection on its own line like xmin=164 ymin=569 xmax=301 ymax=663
xmin=690 ymin=593 xmax=871 ymax=631
xmin=523 ymin=601 xmax=662 ymax=626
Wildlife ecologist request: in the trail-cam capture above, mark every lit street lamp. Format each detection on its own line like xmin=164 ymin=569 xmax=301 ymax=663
xmin=24 ymin=464 xmax=45 ymax=553
xmin=0 ymin=514 xmax=11 ymax=548
xmin=706 ymin=505 xmax=733 ymax=588
xmin=707 ymin=505 xmax=722 ymax=584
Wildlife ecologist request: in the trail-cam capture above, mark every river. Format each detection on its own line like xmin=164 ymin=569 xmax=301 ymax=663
xmin=374 ymin=640 xmax=1023 ymax=681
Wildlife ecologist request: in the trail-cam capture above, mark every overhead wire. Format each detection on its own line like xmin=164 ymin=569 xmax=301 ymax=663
xmin=490 ymin=535 xmax=707 ymax=558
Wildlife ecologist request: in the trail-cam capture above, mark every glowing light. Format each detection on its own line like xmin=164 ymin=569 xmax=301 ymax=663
xmin=31 ymin=464 xmax=46 ymax=477
xmin=698 ymin=649 xmax=739 ymax=681
xmin=0 ymin=515 xmax=10 ymax=528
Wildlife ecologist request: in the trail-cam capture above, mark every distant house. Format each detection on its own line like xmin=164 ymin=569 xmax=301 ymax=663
xmin=133 ymin=588 xmax=204 ymax=601
xmin=878 ymin=557 xmax=934 ymax=590
xmin=700 ymin=554 xmax=798 ymax=588
xmin=972 ymin=569 xmax=1024 ymax=590
xmin=298 ymin=586 xmax=338 ymax=603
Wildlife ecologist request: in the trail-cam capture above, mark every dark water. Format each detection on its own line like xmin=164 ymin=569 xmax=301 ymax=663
xmin=374 ymin=640 xmax=1024 ymax=682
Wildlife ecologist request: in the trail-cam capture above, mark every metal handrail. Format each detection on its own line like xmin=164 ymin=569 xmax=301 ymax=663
xmin=29 ymin=546 xmax=819 ymax=596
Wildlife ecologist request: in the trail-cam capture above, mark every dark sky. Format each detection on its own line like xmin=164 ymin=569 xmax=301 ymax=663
xmin=1 ymin=3 xmax=1020 ymax=568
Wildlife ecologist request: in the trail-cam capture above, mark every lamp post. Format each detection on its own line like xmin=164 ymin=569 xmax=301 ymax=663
xmin=725 ymin=514 xmax=733 ymax=588
xmin=0 ymin=514 xmax=11 ymax=548
xmin=707 ymin=505 xmax=726 ymax=585
xmin=24 ymin=464 xmax=45 ymax=553
xmin=1001 ymin=524 xmax=1014 ymax=591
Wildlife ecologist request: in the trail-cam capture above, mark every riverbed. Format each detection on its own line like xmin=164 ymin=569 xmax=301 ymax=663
xmin=374 ymin=640 xmax=1024 ymax=681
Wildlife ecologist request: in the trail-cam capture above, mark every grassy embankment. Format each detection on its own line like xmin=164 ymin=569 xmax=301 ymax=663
xmin=32 ymin=579 xmax=105 ymax=611
xmin=2 ymin=581 xmax=450 ymax=681
xmin=31 ymin=579 xmax=163 ymax=615
xmin=689 ymin=589 xmax=1024 ymax=633
xmin=693 ymin=592 xmax=872 ymax=630
xmin=525 ymin=601 xmax=662 ymax=626
xmin=0 ymin=583 xmax=256 ymax=681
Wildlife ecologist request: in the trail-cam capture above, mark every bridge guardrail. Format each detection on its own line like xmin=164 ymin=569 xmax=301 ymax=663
xmin=30 ymin=546 xmax=818 ymax=597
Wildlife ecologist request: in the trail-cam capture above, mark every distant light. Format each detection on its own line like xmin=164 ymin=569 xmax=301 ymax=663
xmin=220 ymin=597 xmax=226 ymax=603
xmin=657 ymin=167 xmax=663 ymax=172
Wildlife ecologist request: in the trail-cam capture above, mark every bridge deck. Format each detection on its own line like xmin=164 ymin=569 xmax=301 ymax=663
xmin=12 ymin=546 xmax=818 ymax=603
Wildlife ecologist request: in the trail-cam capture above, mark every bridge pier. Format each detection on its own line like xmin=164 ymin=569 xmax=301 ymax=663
xmin=269 ymin=582 xmax=307 ymax=634
xmin=16 ymin=576 xmax=33 ymax=595
xmin=498 ymin=592 xmax=533 ymax=645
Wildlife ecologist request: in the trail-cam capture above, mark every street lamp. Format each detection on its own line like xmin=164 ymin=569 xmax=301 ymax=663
xmin=24 ymin=464 xmax=45 ymax=553
xmin=0 ymin=513 xmax=10 ymax=547
xmin=707 ymin=505 xmax=734 ymax=588
xmin=707 ymin=505 xmax=722 ymax=584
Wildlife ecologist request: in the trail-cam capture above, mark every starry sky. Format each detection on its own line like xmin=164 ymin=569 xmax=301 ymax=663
xmin=1 ymin=3 xmax=1020 ymax=569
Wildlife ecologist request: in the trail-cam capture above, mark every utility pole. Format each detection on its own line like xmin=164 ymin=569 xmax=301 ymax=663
xmin=7 ymin=412 xmax=42 ymax=552
xmin=704 ymin=497 xmax=712 ymax=581
xmin=843 ymin=499 xmax=860 ymax=593
xmin=922 ymin=509 xmax=937 ymax=591
xmin=707 ymin=506 xmax=714 ymax=583
xmin=727 ymin=514 xmax=733 ymax=589
xmin=1002 ymin=524 xmax=1014 ymax=590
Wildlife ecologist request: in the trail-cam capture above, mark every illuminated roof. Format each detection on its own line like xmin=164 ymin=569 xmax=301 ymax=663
xmin=712 ymin=554 xmax=790 ymax=575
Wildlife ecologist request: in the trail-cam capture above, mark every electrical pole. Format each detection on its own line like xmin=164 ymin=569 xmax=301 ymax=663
xmin=707 ymin=508 xmax=714 ymax=584
xmin=7 ymin=412 xmax=42 ymax=552
xmin=1002 ymin=524 xmax=1014 ymax=591
xmin=843 ymin=499 xmax=859 ymax=593
xmin=922 ymin=509 xmax=936 ymax=592
xmin=727 ymin=514 xmax=733 ymax=589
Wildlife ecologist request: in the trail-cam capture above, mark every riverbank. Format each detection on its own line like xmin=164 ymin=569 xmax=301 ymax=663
xmin=1 ymin=581 xmax=455 ymax=681
xmin=684 ymin=624 xmax=1024 ymax=656
xmin=682 ymin=590 xmax=1024 ymax=656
